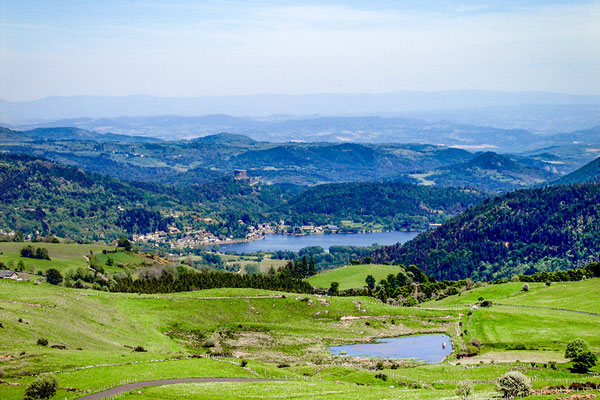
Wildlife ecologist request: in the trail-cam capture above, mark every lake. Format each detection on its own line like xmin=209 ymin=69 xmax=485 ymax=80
xmin=218 ymin=231 xmax=419 ymax=253
xmin=329 ymin=334 xmax=453 ymax=363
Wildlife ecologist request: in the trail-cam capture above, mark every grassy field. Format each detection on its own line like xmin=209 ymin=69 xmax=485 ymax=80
xmin=421 ymin=279 xmax=600 ymax=314
xmin=308 ymin=264 xmax=405 ymax=289
xmin=0 ymin=242 xmax=159 ymax=275
xmin=1 ymin=278 xmax=599 ymax=399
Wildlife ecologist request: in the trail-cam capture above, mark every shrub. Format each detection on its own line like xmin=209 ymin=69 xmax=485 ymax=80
xmin=133 ymin=346 xmax=147 ymax=352
xmin=375 ymin=361 xmax=384 ymax=370
xmin=480 ymin=300 xmax=492 ymax=307
xmin=277 ymin=363 xmax=290 ymax=368
xmin=375 ymin=373 xmax=387 ymax=381
xmin=496 ymin=371 xmax=531 ymax=398
xmin=36 ymin=338 xmax=48 ymax=346
xmin=456 ymin=380 xmax=473 ymax=400
xmin=521 ymin=283 xmax=529 ymax=292
xmin=240 ymin=360 xmax=248 ymax=368
xmin=469 ymin=338 xmax=482 ymax=349
xmin=328 ymin=281 xmax=339 ymax=296
xmin=45 ymin=268 xmax=63 ymax=285
xmin=24 ymin=374 xmax=58 ymax=400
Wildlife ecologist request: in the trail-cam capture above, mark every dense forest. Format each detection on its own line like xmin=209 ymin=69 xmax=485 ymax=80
xmin=372 ymin=183 xmax=600 ymax=281
xmin=286 ymin=182 xmax=487 ymax=230
xmin=112 ymin=269 xmax=313 ymax=294
xmin=0 ymin=153 xmax=193 ymax=239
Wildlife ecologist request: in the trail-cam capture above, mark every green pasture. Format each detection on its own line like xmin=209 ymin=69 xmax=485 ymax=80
xmin=1 ymin=277 xmax=599 ymax=400
xmin=0 ymin=242 xmax=157 ymax=275
xmin=308 ymin=264 xmax=405 ymax=289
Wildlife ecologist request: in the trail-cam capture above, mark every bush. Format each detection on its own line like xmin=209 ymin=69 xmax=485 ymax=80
xmin=24 ymin=374 xmax=58 ymax=400
xmin=375 ymin=373 xmax=387 ymax=381
xmin=45 ymin=268 xmax=63 ymax=285
xmin=496 ymin=371 xmax=531 ymax=398
xmin=521 ymin=283 xmax=529 ymax=292
xmin=572 ymin=350 xmax=598 ymax=373
xmin=240 ymin=360 xmax=248 ymax=368
xmin=133 ymin=346 xmax=147 ymax=352
xmin=36 ymin=338 xmax=48 ymax=346
xmin=480 ymin=300 xmax=492 ymax=307
xmin=375 ymin=361 xmax=384 ymax=370
xmin=469 ymin=338 xmax=482 ymax=349
xmin=456 ymin=380 xmax=473 ymax=400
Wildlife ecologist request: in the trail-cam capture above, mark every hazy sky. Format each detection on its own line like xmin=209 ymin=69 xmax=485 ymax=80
xmin=1 ymin=0 xmax=599 ymax=101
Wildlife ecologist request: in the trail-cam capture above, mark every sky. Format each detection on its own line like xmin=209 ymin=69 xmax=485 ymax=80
xmin=1 ymin=0 xmax=599 ymax=101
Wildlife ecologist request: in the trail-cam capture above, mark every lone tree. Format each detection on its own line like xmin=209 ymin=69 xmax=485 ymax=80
xmin=45 ymin=268 xmax=63 ymax=285
xmin=365 ymin=275 xmax=376 ymax=290
xmin=24 ymin=374 xmax=58 ymax=400
xmin=456 ymin=380 xmax=473 ymax=400
xmin=565 ymin=339 xmax=598 ymax=373
xmin=328 ymin=281 xmax=339 ymax=296
xmin=496 ymin=371 xmax=531 ymax=398
xmin=117 ymin=236 xmax=132 ymax=251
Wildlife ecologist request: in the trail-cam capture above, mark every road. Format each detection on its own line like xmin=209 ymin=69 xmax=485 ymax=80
xmin=76 ymin=377 xmax=281 ymax=399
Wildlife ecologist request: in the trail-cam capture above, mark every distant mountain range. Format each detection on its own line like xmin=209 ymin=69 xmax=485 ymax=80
xmin=0 ymin=126 xmax=160 ymax=143
xmin=6 ymin=116 xmax=600 ymax=154
xmin=3 ymin=91 xmax=600 ymax=122
xmin=0 ymin=126 xmax=589 ymax=191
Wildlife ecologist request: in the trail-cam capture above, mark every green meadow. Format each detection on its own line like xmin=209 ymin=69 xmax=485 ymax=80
xmin=0 ymin=242 xmax=158 ymax=275
xmin=0 ymin=274 xmax=599 ymax=399
xmin=308 ymin=264 xmax=405 ymax=289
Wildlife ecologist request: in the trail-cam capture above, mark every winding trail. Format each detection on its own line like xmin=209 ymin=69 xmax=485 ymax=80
xmin=75 ymin=378 xmax=281 ymax=400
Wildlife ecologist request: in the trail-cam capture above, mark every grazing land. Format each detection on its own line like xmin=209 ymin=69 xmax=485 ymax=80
xmin=308 ymin=264 xmax=405 ymax=290
xmin=1 ymin=277 xmax=599 ymax=399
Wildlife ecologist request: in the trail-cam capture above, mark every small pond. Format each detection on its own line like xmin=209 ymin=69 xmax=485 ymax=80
xmin=329 ymin=334 xmax=452 ymax=364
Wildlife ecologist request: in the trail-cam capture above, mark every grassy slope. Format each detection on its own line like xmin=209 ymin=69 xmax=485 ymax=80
xmin=0 ymin=242 xmax=155 ymax=275
xmin=421 ymin=279 xmax=600 ymax=314
xmin=1 ymin=279 xmax=599 ymax=399
xmin=308 ymin=264 xmax=404 ymax=289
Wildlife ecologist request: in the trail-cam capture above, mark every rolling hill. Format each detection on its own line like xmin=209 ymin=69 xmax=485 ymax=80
xmin=286 ymin=181 xmax=487 ymax=230
xmin=372 ymin=182 xmax=600 ymax=281
xmin=412 ymin=152 xmax=557 ymax=192
xmin=0 ymin=153 xmax=184 ymax=239
xmin=552 ymin=156 xmax=600 ymax=185
xmin=308 ymin=264 xmax=406 ymax=290
xmin=0 ymin=126 xmax=159 ymax=143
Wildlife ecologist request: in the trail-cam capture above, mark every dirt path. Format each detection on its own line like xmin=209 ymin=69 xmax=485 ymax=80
xmin=75 ymin=377 xmax=281 ymax=399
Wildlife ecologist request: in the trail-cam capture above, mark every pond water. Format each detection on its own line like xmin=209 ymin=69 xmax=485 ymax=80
xmin=329 ymin=334 xmax=452 ymax=363
xmin=218 ymin=231 xmax=419 ymax=253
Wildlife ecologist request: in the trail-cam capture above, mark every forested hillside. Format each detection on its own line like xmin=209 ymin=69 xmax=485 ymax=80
xmin=0 ymin=153 xmax=489 ymax=240
xmin=552 ymin=156 xmax=600 ymax=185
xmin=372 ymin=182 xmax=600 ymax=281
xmin=0 ymin=153 xmax=186 ymax=239
xmin=286 ymin=182 xmax=487 ymax=230
xmin=413 ymin=152 xmax=555 ymax=192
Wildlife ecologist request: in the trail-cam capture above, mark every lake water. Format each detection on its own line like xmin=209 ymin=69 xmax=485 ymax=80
xmin=218 ymin=231 xmax=419 ymax=253
xmin=329 ymin=334 xmax=452 ymax=363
